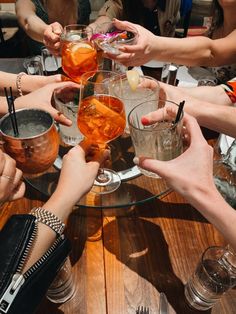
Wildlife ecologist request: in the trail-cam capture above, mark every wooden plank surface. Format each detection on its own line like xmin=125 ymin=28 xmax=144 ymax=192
xmin=1 ymin=182 xmax=236 ymax=314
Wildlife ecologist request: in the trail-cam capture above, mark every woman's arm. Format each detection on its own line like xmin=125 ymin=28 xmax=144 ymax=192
xmin=111 ymin=20 xmax=236 ymax=67
xmin=89 ymin=0 xmax=123 ymax=32
xmin=15 ymin=0 xmax=48 ymax=42
xmin=0 ymin=71 xmax=62 ymax=94
xmin=22 ymin=144 xmax=109 ymax=271
xmin=158 ymin=81 xmax=236 ymax=138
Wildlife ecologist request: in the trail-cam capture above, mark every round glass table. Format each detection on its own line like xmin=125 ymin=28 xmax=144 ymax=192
xmin=25 ymin=134 xmax=170 ymax=208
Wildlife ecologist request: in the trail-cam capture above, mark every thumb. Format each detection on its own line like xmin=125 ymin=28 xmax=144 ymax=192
xmin=134 ymin=156 xmax=169 ymax=178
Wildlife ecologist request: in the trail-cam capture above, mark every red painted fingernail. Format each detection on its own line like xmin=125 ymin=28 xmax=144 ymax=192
xmin=141 ymin=117 xmax=149 ymax=125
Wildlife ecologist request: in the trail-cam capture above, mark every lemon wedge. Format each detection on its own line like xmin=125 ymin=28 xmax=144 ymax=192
xmin=126 ymin=69 xmax=140 ymax=91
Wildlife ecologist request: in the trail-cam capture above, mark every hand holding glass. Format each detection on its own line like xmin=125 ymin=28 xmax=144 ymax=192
xmin=128 ymin=100 xmax=184 ymax=178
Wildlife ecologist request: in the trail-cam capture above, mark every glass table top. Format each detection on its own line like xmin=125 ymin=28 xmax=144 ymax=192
xmin=25 ymin=134 xmax=170 ymax=209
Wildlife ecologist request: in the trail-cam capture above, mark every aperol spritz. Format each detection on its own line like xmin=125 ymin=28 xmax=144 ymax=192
xmin=61 ymin=25 xmax=98 ymax=83
xmin=77 ymin=71 xmax=126 ymax=194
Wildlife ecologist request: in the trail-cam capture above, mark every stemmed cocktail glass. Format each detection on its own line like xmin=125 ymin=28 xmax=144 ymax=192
xmin=60 ymin=24 xmax=98 ymax=83
xmin=77 ymin=70 xmax=126 ymax=194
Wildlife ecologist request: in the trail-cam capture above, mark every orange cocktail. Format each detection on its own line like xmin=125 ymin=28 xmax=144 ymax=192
xmin=61 ymin=25 xmax=98 ymax=83
xmin=78 ymin=94 xmax=125 ymax=147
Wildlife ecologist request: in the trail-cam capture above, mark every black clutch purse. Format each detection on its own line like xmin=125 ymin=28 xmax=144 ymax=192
xmin=0 ymin=214 xmax=71 ymax=314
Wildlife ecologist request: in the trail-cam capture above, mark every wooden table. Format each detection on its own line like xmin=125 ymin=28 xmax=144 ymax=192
xmin=1 ymin=176 xmax=235 ymax=314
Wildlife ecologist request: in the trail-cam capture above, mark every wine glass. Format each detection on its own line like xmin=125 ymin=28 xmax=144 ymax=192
xmin=60 ymin=24 xmax=98 ymax=82
xmin=77 ymin=70 xmax=126 ymax=194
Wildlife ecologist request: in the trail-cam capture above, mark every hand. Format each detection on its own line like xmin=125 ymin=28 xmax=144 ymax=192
xmin=0 ymin=150 xmax=25 ymax=203
xmin=43 ymin=22 xmax=63 ymax=56
xmin=107 ymin=19 xmax=157 ymax=67
xmin=54 ymin=144 xmax=110 ymax=207
xmin=134 ymin=110 xmax=216 ymax=201
xmin=15 ymin=81 xmax=79 ymax=126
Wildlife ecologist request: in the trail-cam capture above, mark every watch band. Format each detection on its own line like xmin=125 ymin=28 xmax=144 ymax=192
xmin=30 ymin=207 xmax=65 ymax=237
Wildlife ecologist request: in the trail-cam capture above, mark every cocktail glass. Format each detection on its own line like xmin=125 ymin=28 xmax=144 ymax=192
xmin=77 ymin=70 xmax=126 ymax=194
xmin=92 ymin=22 xmax=138 ymax=72
xmin=60 ymin=24 xmax=98 ymax=83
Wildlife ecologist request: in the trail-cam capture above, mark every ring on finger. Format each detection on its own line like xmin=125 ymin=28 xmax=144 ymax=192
xmin=1 ymin=174 xmax=14 ymax=181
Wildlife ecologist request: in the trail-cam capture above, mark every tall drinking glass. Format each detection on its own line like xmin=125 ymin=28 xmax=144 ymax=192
xmin=77 ymin=70 xmax=126 ymax=194
xmin=60 ymin=24 xmax=98 ymax=83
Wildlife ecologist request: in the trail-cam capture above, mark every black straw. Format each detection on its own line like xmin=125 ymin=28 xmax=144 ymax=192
xmin=4 ymin=87 xmax=19 ymax=137
xmin=9 ymin=87 xmax=19 ymax=135
xmin=174 ymin=100 xmax=185 ymax=124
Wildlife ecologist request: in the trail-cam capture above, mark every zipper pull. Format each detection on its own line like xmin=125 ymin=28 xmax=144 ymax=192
xmin=0 ymin=273 xmax=25 ymax=313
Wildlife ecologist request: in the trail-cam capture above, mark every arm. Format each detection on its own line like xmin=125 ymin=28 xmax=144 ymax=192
xmin=15 ymin=0 xmax=48 ymax=43
xmin=158 ymin=81 xmax=236 ymax=138
xmin=89 ymin=0 xmax=123 ymax=32
xmin=134 ymin=112 xmax=236 ymax=251
xmin=0 ymin=80 xmax=77 ymax=126
xmin=0 ymin=71 xmax=62 ymax=94
xmin=111 ymin=20 xmax=236 ymax=67
xmin=23 ymin=144 xmax=109 ymax=270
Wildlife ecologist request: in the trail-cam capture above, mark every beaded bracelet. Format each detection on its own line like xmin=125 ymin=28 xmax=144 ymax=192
xmin=16 ymin=72 xmax=26 ymax=97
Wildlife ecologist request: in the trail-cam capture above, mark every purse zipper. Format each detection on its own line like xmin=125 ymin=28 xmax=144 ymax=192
xmin=0 ymin=222 xmax=64 ymax=314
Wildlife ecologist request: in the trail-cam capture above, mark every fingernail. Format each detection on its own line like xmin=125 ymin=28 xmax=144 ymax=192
xmin=133 ymin=157 xmax=139 ymax=165
xmin=141 ymin=117 xmax=149 ymax=125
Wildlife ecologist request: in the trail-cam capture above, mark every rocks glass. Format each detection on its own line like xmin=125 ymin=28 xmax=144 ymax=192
xmin=128 ymin=99 xmax=184 ymax=178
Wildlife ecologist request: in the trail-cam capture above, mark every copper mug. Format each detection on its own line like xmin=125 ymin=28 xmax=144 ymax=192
xmin=0 ymin=108 xmax=59 ymax=175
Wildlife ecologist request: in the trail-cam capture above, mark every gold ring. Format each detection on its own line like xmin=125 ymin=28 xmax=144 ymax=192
xmin=1 ymin=174 xmax=14 ymax=181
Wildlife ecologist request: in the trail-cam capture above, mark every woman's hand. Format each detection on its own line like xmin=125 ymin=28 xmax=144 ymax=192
xmin=134 ymin=110 xmax=216 ymax=201
xmin=0 ymin=150 xmax=25 ymax=203
xmin=15 ymin=81 xmax=79 ymax=126
xmin=107 ymin=19 xmax=158 ymax=67
xmin=43 ymin=22 xmax=63 ymax=56
xmin=45 ymin=144 xmax=110 ymax=218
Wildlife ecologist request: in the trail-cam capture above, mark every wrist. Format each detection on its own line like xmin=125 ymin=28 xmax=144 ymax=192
xmin=21 ymin=74 xmax=61 ymax=93
xmin=43 ymin=190 xmax=78 ymax=222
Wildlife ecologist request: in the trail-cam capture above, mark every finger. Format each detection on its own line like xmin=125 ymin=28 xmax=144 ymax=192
xmin=134 ymin=156 xmax=169 ymax=178
xmin=182 ymin=113 xmax=206 ymax=145
xmin=89 ymin=148 xmax=110 ymax=165
xmin=52 ymin=108 xmax=72 ymax=126
xmin=2 ymin=153 xmax=16 ymax=178
xmin=0 ymin=150 xmax=6 ymax=175
xmin=11 ymin=168 xmax=23 ymax=188
xmin=51 ymin=22 xmax=63 ymax=35
xmin=9 ymin=181 xmax=26 ymax=201
xmin=141 ymin=109 xmax=165 ymax=125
